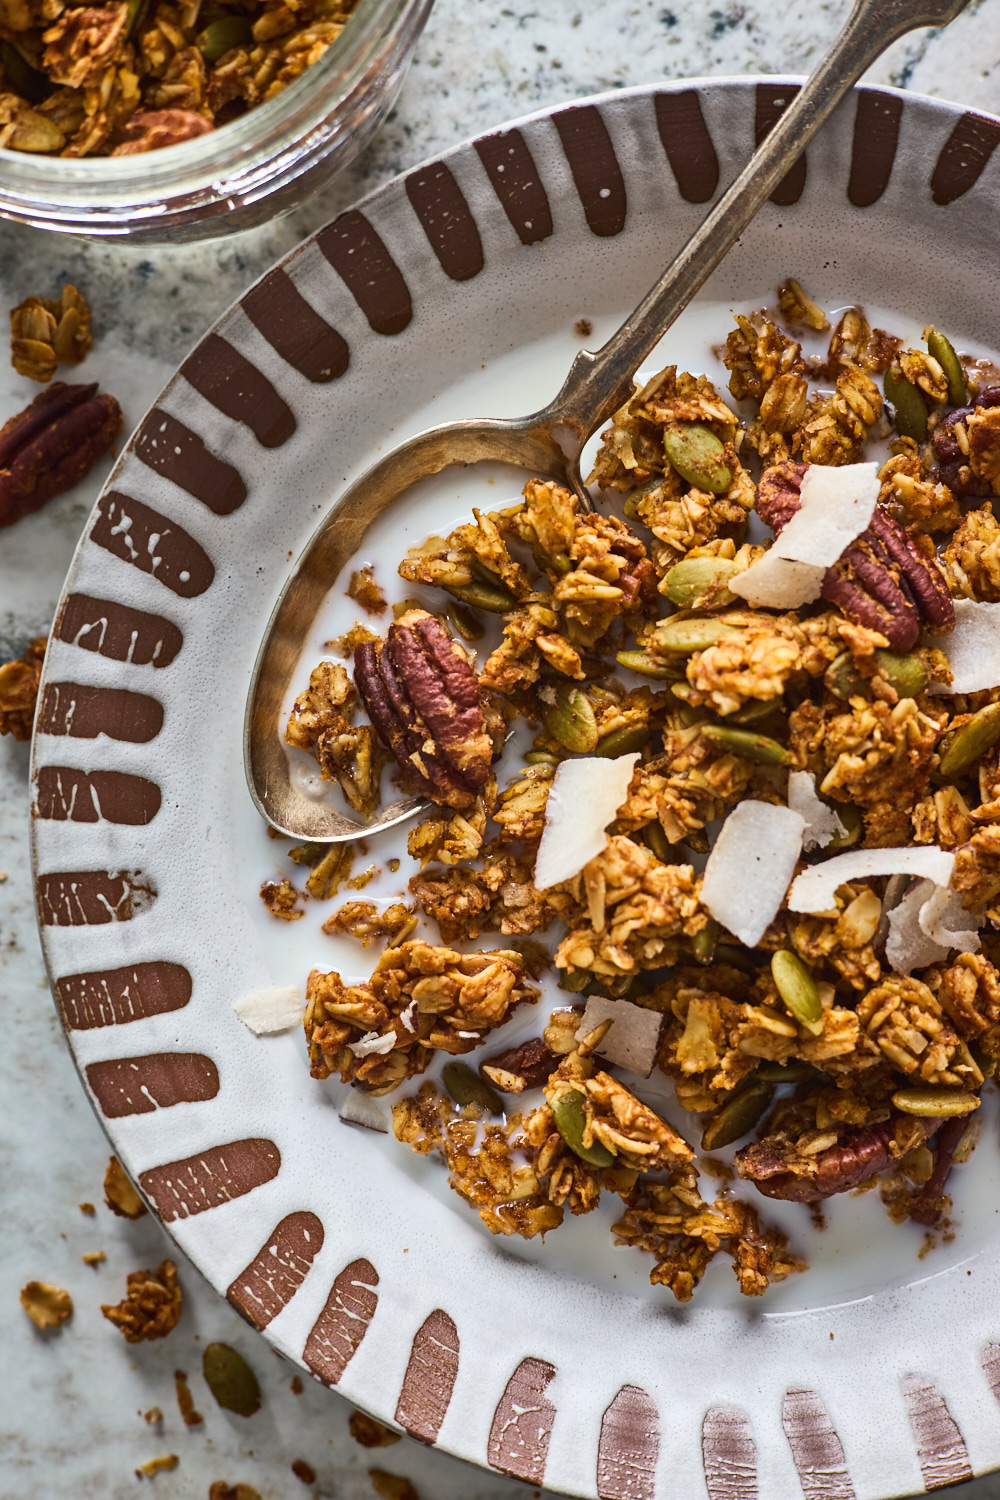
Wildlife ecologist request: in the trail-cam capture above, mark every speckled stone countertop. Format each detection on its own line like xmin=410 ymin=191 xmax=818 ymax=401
xmin=3 ymin=2 xmax=1000 ymax=1497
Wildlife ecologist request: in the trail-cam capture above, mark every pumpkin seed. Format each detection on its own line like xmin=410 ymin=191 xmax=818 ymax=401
xmin=531 ymin=542 xmax=572 ymax=576
xmin=700 ymin=724 xmax=790 ymax=765
xmin=444 ymin=579 xmax=516 ymax=613
xmin=643 ymin=821 xmax=672 ymax=862
xmin=623 ymin=493 xmax=643 ymax=522
xmin=0 ymin=41 xmax=49 ymax=103
xmin=443 ymin=1061 xmax=503 ymax=1114
xmin=701 ymin=1081 xmax=774 ymax=1152
xmin=771 ymin=950 xmax=823 ymax=1035
xmin=551 ymin=1089 xmax=615 ymax=1168
xmin=714 ymin=943 xmax=761 ymax=974
xmin=125 ymin=0 xmax=152 ymax=36
xmin=753 ymin=1060 xmax=819 ymax=1083
xmin=661 ymin=556 xmax=739 ymax=609
xmin=938 ymin=701 xmax=1000 ymax=778
xmin=558 ymin=968 xmax=591 ymax=993
xmin=690 ymin=918 xmax=720 ymax=963
xmin=442 ymin=601 xmax=484 ymax=640
xmin=524 ymin=750 xmax=561 ymax=767
xmin=926 ymin=328 xmax=967 ymax=406
xmin=202 ymin=1343 xmax=261 ymax=1417
xmin=884 ymin=365 xmax=929 ymax=442
xmin=655 ymin=616 xmax=739 ymax=654
xmin=197 ymin=14 xmax=252 ymax=59
xmin=827 ymin=803 xmax=862 ymax=851
xmin=544 ymin=682 xmax=599 ymax=753
xmin=595 ymin=723 xmax=651 ymax=759
xmin=891 ymin=1087 xmax=980 ymax=1117
xmin=615 ymin=649 xmax=673 ymax=679
xmin=725 ymin=697 xmax=782 ymax=726
xmin=825 ymin=649 xmax=928 ymax=701
xmin=392 ymin=597 xmax=425 ymax=618
xmin=663 ymin=424 xmax=732 ymax=494
xmin=6 ymin=107 xmax=63 ymax=152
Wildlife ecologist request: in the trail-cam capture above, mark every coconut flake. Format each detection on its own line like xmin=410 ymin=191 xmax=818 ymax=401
xmin=233 ymin=985 xmax=303 ymax=1035
xmin=339 ymin=1089 xmax=389 ymax=1133
xmin=930 ymin=599 xmax=1000 ymax=694
xmin=399 ymin=999 xmax=418 ymax=1033
xmin=533 ymin=753 xmax=640 ymax=891
xmin=575 ymin=996 xmax=665 ymax=1078
xmin=731 ymin=461 xmax=879 ymax=609
xmin=885 ymin=878 xmax=982 ymax=975
xmin=348 ymin=1030 xmax=396 ymax=1058
xmin=788 ymin=846 xmax=955 ymax=914
xmin=701 ymin=801 xmax=805 ymax=947
xmin=787 ymin=770 xmax=848 ymax=851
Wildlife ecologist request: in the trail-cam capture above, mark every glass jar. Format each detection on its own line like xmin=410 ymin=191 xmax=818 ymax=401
xmin=0 ymin=0 xmax=434 ymax=243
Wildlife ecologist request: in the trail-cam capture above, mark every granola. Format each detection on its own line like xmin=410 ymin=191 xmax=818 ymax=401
xmin=278 ymin=285 xmax=1000 ymax=1302
xmin=101 ymin=1258 xmax=182 ymax=1341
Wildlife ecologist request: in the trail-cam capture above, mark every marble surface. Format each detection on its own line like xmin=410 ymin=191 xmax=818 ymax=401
xmin=3 ymin=1 xmax=1000 ymax=1496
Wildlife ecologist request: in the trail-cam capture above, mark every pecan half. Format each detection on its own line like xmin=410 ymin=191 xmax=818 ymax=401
xmin=734 ymin=1113 xmax=940 ymax=1201
xmin=110 ymin=109 xmax=213 ymax=155
xmin=756 ymin=460 xmax=954 ymax=649
xmin=354 ymin=609 xmax=492 ymax=810
xmin=932 ymin=385 xmax=1000 ymax=498
xmin=0 ymin=381 xmax=122 ymax=528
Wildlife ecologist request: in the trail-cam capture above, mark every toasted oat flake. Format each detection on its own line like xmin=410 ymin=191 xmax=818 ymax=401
xmin=533 ymin=753 xmax=640 ymax=890
xmin=702 ymin=800 xmax=805 ymax=946
xmin=931 ymin=599 xmax=1000 ymax=694
xmin=789 ymin=846 xmax=956 ymax=913
xmin=576 ymin=996 xmax=664 ymax=1077
xmin=787 ymin=770 xmax=848 ymax=851
xmin=233 ymin=985 xmax=303 ymax=1035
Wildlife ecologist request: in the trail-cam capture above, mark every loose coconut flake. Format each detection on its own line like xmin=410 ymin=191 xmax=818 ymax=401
xmin=930 ymin=599 xmax=1000 ymax=694
xmin=348 ymin=1030 xmax=396 ymax=1058
xmin=575 ymin=996 xmax=664 ymax=1078
xmin=885 ymin=878 xmax=982 ymax=975
xmin=701 ymin=800 xmax=805 ymax=947
xmin=787 ymin=770 xmax=848 ymax=851
xmin=533 ymin=753 xmax=640 ymax=891
xmin=233 ymin=985 xmax=303 ymax=1035
xmin=731 ymin=461 xmax=879 ymax=609
xmin=339 ymin=1089 xmax=389 ymax=1133
xmin=788 ymin=846 xmax=955 ymax=914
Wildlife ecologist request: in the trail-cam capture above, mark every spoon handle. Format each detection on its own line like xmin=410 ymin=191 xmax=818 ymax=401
xmin=541 ymin=0 xmax=971 ymax=452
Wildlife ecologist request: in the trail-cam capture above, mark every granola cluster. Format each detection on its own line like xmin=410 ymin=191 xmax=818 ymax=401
xmin=282 ymin=282 xmax=1000 ymax=1299
xmin=0 ymin=0 xmax=358 ymax=155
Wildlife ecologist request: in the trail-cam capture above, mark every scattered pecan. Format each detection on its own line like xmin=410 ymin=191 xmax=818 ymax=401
xmin=354 ymin=608 xmax=492 ymax=810
xmin=756 ymin=460 xmax=954 ymax=649
xmin=10 ymin=284 xmax=92 ymax=382
xmin=0 ymin=635 xmax=45 ymax=739
xmin=480 ymin=1036 xmax=559 ymax=1093
xmin=101 ymin=1258 xmax=182 ymax=1342
xmin=110 ymin=108 xmax=214 ymax=154
xmin=0 ymin=381 xmax=122 ymax=528
xmin=932 ymin=386 xmax=1000 ymax=498
xmin=735 ymin=1113 xmax=940 ymax=1201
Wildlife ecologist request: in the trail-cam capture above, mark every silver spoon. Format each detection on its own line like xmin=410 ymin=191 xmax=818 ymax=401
xmin=246 ymin=0 xmax=970 ymax=842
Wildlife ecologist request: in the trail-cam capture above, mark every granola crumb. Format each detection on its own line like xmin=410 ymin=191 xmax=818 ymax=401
xmin=370 ymin=1470 xmax=420 ymax=1500
xmin=135 ymin=1455 xmax=179 ymax=1479
xmin=291 ymin=1459 xmax=317 ymax=1485
xmin=348 ymin=565 xmax=387 ymax=615
xmin=79 ymin=1202 xmax=96 ymax=1215
xmin=260 ymin=877 xmax=305 ymax=920
xmin=574 ymin=317 xmax=593 ymax=337
xmin=347 ymin=864 xmax=377 ymax=891
xmin=103 ymin=1155 xmax=147 ymax=1219
xmin=349 ymin=1410 xmax=402 ymax=1448
xmin=11 ymin=285 xmax=92 ymax=382
xmin=0 ymin=636 xmax=45 ymax=740
xmin=82 ymin=1250 xmax=106 ymax=1265
xmin=101 ymin=1259 xmax=182 ymax=1342
xmin=175 ymin=1370 xmax=204 ymax=1426
xmin=143 ymin=1408 xmax=163 ymax=1424
xmin=290 ymin=1376 xmax=303 ymax=1395
xmin=209 ymin=1485 xmax=263 ymax=1500
xmin=388 ymin=858 xmax=400 ymax=873
xmin=20 ymin=1280 xmax=73 ymax=1329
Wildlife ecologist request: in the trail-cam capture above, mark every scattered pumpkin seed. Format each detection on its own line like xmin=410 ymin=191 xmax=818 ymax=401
xmin=558 ymin=968 xmax=591 ymax=993
xmin=643 ymin=821 xmax=672 ymax=862
xmin=938 ymin=701 xmax=1000 ymax=778
xmin=202 ymin=1344 xmax=261 ymax=1417
xmin=926 ymin=328 xmax=967 ymax=406
xmin=623 ymin=493 xmax=642 ymax=522
xmin=827 ymin=803 xmax=862 ymax=850
xmin=197 ymin=14 xmax=252 ymax=59
xmin=701 ymin=724 xmax=791 ymax=766
xmin=544 ymin=681 xmax=599 ymax=753
xmin=690 ymin=918 xmax=720 ymax=963
xmin=551 ymin=1089 xmax=615 ymax=1168
xmin=771 ymin=950 xmax=823 ymax=1035
xmin=615 ymin=649 xmax=673 ymax=679
xmin=442 ymin=1062 xmax=503 ymax=1114
xmin=701 ymin=1082 xmax=774 ymax=1151
xmin=663 ymin=423 xmax=732 ymax=494
xmin=891 ymin=1087 xmax=980 ymax=1118
xmin=713 ymin=943 xmax=760 ymax=973
xmin=661 ymin=556 xmax=739 ymax=609
xmin=595 ymin=723 xmax=651 ymax=758
xmin=441 ymin=601 xmax=484 ymax=640
xmin=655 ymin=616 xmax=740 ymax=654
xmin=524 ymin=749 xmax=561 ymax=767
xmin=444 ymin=579 xmax=516 ymax=613
xmin=724 ymin=697 xmax=782 ymax=726
xmin=753 ymin=1060 xmax=819 ymax=1083
xmin=884 ymin=365 xmax=929 ymax=442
